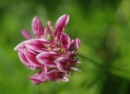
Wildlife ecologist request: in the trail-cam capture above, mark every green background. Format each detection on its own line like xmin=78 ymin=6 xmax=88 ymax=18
xmin=0 ymin=0 xmax=130 ymax=94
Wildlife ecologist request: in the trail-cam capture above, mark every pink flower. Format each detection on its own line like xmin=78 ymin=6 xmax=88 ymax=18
xmin=14 ymin=14 xmax=81 ymax=85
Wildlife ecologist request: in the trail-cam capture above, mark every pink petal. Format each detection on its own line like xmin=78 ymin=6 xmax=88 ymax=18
xmin=61 ymin=76 xmax=69 ymax=82
xmin=32 ymin=16 xmax=44 ymax=37
xmin=18 ymin=50 xmax=31 ymax=69
xmin=44 ymin=27 xmax=50 ymax=39
xmin=28 ymin=70 xmax=47 ymax=85
xmin=60 ymin=33 xmax=71 ymax=49
xmin=14 ymin=41 xmax=26 ymax=51
xmin=25 ymin=39 xmax=52 ymax=52
xmin=54 ymin=31 xmax=62 ymax=40
xmin=21 ymin=29 xmax=32 ymax=39
xmin=55 ymin=14 xmax=69 ymax=32
xmin=74 ymin=38 xmax=81 ymax=49
xmin=46 ymin=70 xmax=64 ymax=82
xmin=36 ymin=51 xmax=61 ymax=67
xmin=70 ymin=67 xmax=81 ymax=72
xmin=42 ymin=65 xmax=47 ymax=73
xmin=24 ymin=48 xmax=41 ymax=70
xmin=55 ymin=57 xmax=76 ymax=73
xmin=69 ymin=38 xmax=81 ymax=50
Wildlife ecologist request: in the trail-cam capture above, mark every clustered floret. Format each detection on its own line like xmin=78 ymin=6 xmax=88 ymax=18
xmin=14 ymin=14 xmax=81 ymax=85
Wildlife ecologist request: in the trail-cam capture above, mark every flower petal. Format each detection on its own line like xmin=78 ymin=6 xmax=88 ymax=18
xmin=77 ymin=61 xmax=81 ymax=64
xmin=70 ymin=67 xmax=81 ymax=72
xmin=28 ymin=70 xmax=47 ymax=85
xmin=55 ymin=14 xmax=69 ymax=32
xmin=14 ymin=41 xmax=26 ymax=51
xmin=60 ymin=33 xmax=71 ymax=49
xmin=25 ymin=39 xmax=52 ymax=52
xmin=61 ymin=76 xmax=69 ymax=82
xmin=69 ymin=38 xmax=81 ymax=50
xmin=46 ymin=70 xmax=64 ymax=82
xmin=21 ymin=29 xmax=32 ymax=39
xmin=18 ymin=50 xmax=31 ymax=69
xmin=55 ymin=57 xmax=76 ymax=73
xmin=32 ymin=16 xmax=44 ymax=37
xmin=44 ymin=27 xmax=51 ymax=39
xmin=24 ymin=48 xmax=41 ymax=70
xmin=36 ymin=51 xmax=61 ymax=67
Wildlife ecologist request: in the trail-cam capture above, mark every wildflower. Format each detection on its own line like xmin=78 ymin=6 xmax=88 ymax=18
xmin=14 ymin=14 xmax=81 ymax=85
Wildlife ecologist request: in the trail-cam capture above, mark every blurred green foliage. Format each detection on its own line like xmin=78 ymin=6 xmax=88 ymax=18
xmin=0 ymin=0 xmax=130 ymax=94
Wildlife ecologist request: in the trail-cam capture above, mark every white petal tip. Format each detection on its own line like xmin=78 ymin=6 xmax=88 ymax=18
xmin=61 ymin=77 xmax=69 ymax=82
xmin=77 ymin=61 xmax=81 ymax=64
xmin=71 ymin=67 xmax=81 ymax=72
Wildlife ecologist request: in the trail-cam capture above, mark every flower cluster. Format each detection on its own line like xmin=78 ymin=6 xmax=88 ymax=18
xmin=14 ymin=14 xmax=81 ymax=85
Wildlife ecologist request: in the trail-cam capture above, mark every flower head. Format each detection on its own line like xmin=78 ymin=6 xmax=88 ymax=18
xmin=14 ymin=14 xmax=81 ymax=85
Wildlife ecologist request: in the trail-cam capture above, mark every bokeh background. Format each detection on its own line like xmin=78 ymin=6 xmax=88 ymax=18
xmin=0 ymin=0 xmax=130 ymax=94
